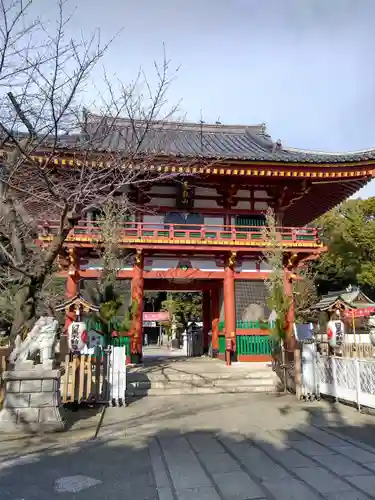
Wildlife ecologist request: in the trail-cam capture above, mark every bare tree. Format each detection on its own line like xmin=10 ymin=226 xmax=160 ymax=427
xmin=261 ymin=208 xmax=290 ymax=341
xmin=0 ymin=1 xmax=188 ymax=339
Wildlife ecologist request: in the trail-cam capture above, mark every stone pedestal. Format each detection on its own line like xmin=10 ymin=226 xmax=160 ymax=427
xmin=0 ymin=366 xmax=64 ymax=433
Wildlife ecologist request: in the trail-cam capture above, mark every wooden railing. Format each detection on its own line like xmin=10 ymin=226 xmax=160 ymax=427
xmin=39 ymin=221 xmax=321 ymax=247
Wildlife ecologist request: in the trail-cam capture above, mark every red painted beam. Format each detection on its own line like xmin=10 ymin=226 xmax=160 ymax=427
xmin=51 ymin=242 xmax=321 ymax=254
xmin=57 ymin=269 xmax=280 ymax=281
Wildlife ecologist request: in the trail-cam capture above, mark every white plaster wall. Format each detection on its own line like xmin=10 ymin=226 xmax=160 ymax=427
xmin=190 ymin=259 xmax=223 ymax=271
xmin=237 ymin=189 xmax=250 ymax=197
xmin=237 ymin=261 xmax=257 ymax=272
xmin=204 ymin=216 xmax=224 ymax=229
xmin=254 ymin=201 xmax=268 ymax=210
xmin=149 ymin=197 xmax=175 ymax=207
xmin=254 ymin=189 xmax=271 ymax=199
xmin=144 ymin=258 xmax=179 ymax=271
xmin=143 ymin=215 xmax=164 ymax=227
xmin=236 ymin=261 xmax=272 ymax=273
xmin=236 ymin=201 xmax=250 ymax=210
xmin=149 ymin=185 xmax=176 ymax=195
xmin=194 ymin=199 xmax=218 ymax=209
xmin=195 ymin=187 xmax=217 ymax=196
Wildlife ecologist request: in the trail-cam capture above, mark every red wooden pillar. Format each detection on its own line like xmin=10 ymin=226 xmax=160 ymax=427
xmin=224 ymin=259 xmax=236 ymax=365
xmin=211 ymin=286 xmax=220 ymax=355
xmin=202 ymin=292 xmax=211 ymax=353
xmin=283 ymin=267 xmax=295 ymax=351
xmin=64 ymin=248 xmax=80 ymax=331
xmin=132 ymin=250 xmax=144 ymax=361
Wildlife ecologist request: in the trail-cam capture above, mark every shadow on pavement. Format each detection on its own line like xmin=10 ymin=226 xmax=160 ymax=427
xmin=1 ymin=392 xmax=375 ymax=499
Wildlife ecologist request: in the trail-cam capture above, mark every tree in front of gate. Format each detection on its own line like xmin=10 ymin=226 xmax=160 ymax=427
xmin=161 ymin=292 xmax=203 ymax=336
xmin=84 ymin=200 xmax=137 ymax=338
xmin=261 ymin=208 xmax=290 ymax=341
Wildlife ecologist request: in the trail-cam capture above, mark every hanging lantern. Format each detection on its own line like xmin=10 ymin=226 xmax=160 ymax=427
xmin=327 ymin=310 xmax=344 ymax=348
xmin=68 ymin=321 xmax=88 ymax=352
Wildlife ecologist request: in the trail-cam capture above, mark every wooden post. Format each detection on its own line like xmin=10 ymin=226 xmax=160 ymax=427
xmin=352 ymin=310 xmax=357 ymax=354
xmin=211 ymin=286 xmax=220 ymax=356
xmin=224 ymin=255 xmax=236 ymax=366
xmin=131 ymin=250 xmax=144 ymax=363
xmin=284 ymin=267 xmax=300 ymax=399
xmin=283 ymin=268 xmax=295 ymax=351
xmin=63 ymin=248 xmax=80 ymax=355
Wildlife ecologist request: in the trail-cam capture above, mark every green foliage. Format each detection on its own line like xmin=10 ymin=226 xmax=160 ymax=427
xmin=161 ymin=292 xmax=202 ymax=333
xmin=118 ymin=300 xmax=138 ymax=333
xmin=313 ymin=197 xmax=375 ymax=295
xmin=99 ymin=298 xmax=123 ymax=324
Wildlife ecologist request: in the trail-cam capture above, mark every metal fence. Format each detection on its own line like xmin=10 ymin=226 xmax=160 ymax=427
xmin=315 ymin=355 xmax=375 ymax=410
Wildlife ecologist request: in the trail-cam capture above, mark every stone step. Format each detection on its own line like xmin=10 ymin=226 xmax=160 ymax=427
xmin=127 ymin=377 xmax=276 ymax=390
xmin=127 ymin=371 xmax=276 ymax=383
xmin=127 ymin=384 xmax=277 ymax=396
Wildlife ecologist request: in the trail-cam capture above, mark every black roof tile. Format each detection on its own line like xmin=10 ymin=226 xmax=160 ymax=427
xmin=6 ymin=114 xmax=375 ymax=164
xmin=71 ymin=114 xmax=375 ymax=164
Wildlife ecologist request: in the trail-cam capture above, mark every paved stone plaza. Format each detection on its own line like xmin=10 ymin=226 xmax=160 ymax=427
xmin=1 ymin=392 xmax=375 ymax=499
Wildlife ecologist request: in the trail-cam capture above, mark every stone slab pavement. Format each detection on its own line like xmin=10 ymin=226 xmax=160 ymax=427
xmin=1 ymin=393 xmax=375 ymax=499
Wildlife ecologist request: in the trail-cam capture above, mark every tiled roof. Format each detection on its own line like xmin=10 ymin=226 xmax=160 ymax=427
xmin=51 ymin=114 xmax=375 ymax=164
xmin=4 ymin=114 xmax=375 ymax=164
xmin=311 ymin=289 xmax=375 ymax=311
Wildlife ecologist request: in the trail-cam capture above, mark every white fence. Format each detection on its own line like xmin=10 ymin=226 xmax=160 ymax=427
xmin=316 ymin=356 xmax=375 ymax=410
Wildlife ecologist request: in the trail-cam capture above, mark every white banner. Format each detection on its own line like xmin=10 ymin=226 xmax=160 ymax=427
xmin=109 ymin=346 xmax=127 ymax=406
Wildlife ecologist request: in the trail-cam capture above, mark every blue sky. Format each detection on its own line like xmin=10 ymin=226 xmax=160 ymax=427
xmin=38 ymin=0 xmax=375 ymax=197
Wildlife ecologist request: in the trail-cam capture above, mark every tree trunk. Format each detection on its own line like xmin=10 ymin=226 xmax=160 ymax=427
xmin=10 ymin=279 xmax=38 ymax=341
xmin=9 ymin=223 xmax=74 ymax=341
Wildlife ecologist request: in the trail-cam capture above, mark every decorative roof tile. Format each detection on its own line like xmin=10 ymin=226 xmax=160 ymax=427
xmin=64 ymin=114 xmax=375 ymax=164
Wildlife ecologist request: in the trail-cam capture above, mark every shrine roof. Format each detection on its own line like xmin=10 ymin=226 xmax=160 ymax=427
xmin=55 ymin=294 xmax=99 ymax=313
xmin=311 ymin=288 xmax=375 ymax=311
xmin=23 ymin=113 xmax=375 ymax=164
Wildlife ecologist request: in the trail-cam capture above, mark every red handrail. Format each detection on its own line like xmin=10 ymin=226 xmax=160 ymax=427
xmin=39 ymin=220 xmax=319 ymax=245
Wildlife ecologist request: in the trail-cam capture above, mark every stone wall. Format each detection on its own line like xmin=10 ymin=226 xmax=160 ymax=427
xmin=0 ymin=368 xmax=64 ymax=432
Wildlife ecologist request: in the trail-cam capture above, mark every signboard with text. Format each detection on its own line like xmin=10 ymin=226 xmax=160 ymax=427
xmin=143 ymin=321 xmax=157 ymax=328
xmin=143 ymin=311 xmax=170 ymax=322
xmin=344 ymin=306 xmax=375 ymax=319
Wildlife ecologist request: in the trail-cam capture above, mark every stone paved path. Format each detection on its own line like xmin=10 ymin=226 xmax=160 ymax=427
xmin=1 ymin=393 xmax=375 ymax=499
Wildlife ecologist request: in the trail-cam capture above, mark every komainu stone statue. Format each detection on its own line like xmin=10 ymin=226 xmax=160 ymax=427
xmin=242 ymin=303 xmax=264 ymax=322
xmin=9 ymin=316 xmax=59 ymax=368
xmin=0 ymin=316 xmax=64 ymax=432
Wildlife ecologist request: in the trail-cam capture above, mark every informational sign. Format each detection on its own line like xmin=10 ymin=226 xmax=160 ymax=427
xmin=344 ymin=306 xmax=375 ymax=319
xmin=143 ymin=321 xmax=157 ymax=327
xmin=143 ymin=312 xmax=170 ymax=322
xmin=294 ymin=323 xmax=314 ymax=342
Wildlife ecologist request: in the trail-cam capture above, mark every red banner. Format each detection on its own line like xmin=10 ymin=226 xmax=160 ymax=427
xmin=344 ymin=306 xmax=375 ymax=318
xmin=143 ymin=311 xmax=170 ymax=322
